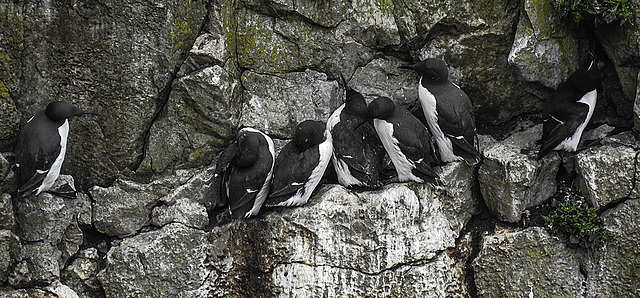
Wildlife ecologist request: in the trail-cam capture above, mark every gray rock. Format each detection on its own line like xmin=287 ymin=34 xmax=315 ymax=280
xmin=575 ymin=144 xmax=638 ymax=208
xmin=350 ymin=57 xmax=419 ymax=107
xmin=91 ymin=168 xmax=215 ymax=237
xmin=98 ymin=223 xmax=207 ymax=298
xmin=479 ymin=124 xmax=561 ymax=222
xmin=0 ymin=288 xmax=57 ymax=298
xmin=9 ymin=241 xmax=62 ymax=287
xmin=0 ymin=97 xmax=20 ymax=152
xmin=635 ymin=72 xmax=640 ymax=134
xmin=0 ymin=152 xmax=17 ymax=195
xmin=272 ymin=252 xmax=464 ymax=297
xmin=0 ymin=2 xmax=23 ymax=152
xmin=141 ymin=63 xmax=243 ymax=174
xmin=62 ymin=248 xmax=104 ymax=298
xmin=0 ymin=230 xmax=19 ymax=284
xmin=13 ymin=175 xmax=86 ymax=244
xmin=588 ymin=198 xmax=640 ymax=297
xmin=234 ymin=6 xmax=373 ymax=77
xmin=508 ymin=0 xmax=582 ymax=89
xmin=205 ymin=161 xmax=479 ymax=296
xmin=44 ymin=281 xmax=80 ymax=298
xmin=239 ymin=69 xmax=341 ymax=138
xmin=415 ymin=0 xmax=535 ymax=124
xmin=0 ymin=193 xmax=15 ymax=230
xmin=349 ymin=0 xmax=400 ymax=49
xmin=16 ymin=0 xmax=208 ymax=187
xmin=473 ymin=227 xmax=585 ymax=297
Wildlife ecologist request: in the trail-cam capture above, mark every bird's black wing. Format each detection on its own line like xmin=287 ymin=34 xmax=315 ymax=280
xmin=392 ymin=109 xmax=439 ymax=184
xmin=538 ymin=91 xmax=590 ymax=158
xmin=15 ymin=115 xmax=62 ymax=198
xmin=435 ymin=85 xmax=481 ymax=165
xmin=332 ymin=116 xmax=385 ymax=187
xmin=265 ymin=142 xmax=319 ymax=206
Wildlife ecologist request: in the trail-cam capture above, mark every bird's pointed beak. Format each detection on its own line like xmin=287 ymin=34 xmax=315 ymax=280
xmin=398 ymin=64 xmax=416 ymax=70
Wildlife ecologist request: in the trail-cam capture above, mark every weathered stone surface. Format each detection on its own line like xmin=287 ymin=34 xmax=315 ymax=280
xmin=271 ymin=252 xmax=465 ymax=297
xmin=205 ymin=161 xmax=479 ymax=296
xmin=479 ymin=124 xmax=561 ymax=222
xmin=350 ymin=57 xmax=419 ymax=107
xmin=13 ymin=175 xmax=86 ymax=244
xmin=44 ymin=281 xmax=79 ymax=298
xmin=91 ymin=167 xmax=216 ymax=237
xmin=0 ymin=193 xmax=15 ymax=229
xmin=9 ymin=242 xmax=63 ymax=287
xmin=61 ymin=248 xmax=105 ymax=298
xmin=508 ymin=0 xmax=582 ymax=89
xmin=0 ymin=2 xmax=23 ymax=152
xmin=0 ymin=152 xmax=16 ymax=195
xmin=588 ymin=198 xmax=640 ymax=297
xmin=15 ymin=0 xmax=208 ymax=187
xmin=98 ymin=223 xmax=207 ymax=298
xmin=0 ymin=288 xmax=57 ymax=298
xmin=0 ymin=229 xmax=19 ymax=284
xmin=239 ymin=69 xmax=341 ymax=138
xmin=576 ymin=144 xmax=638 ymax=208
xmin=635 ymin=71 xmax=640 ymax=134
xmin=415 ymin=0 xmax=535 ymax=124
xmin=141 ymin=63 xmax=243 ymax=174
xmin=473 ymin=227 xmax=585 ymax=297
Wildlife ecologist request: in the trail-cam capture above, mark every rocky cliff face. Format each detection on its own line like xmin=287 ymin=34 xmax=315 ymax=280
xmin=1 ymin=0 xmax=639 ymax=297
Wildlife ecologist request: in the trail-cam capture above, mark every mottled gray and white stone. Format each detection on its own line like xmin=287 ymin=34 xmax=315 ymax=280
xmin=479 ymin=124 xmax=560 ymax=222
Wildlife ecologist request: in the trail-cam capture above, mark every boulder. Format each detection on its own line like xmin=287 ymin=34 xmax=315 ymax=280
xmin=479 ymin=124 xmax=561 ymax=222
xmin=239 ymin=69 xmax=341 ymax=139
xmin=91 ymin=168 xmax=216 ymax=237
xmin=141 ymin=63 xmax=243 ymax=174
xmin=0 ymin=229 xmax=19 ymax=284
xmin=508 ymin=0 xmax=583 ymax=89
xmin=588 ymin=198 xmax=640 ymax=296
xmin=575 ymin=143 xmax=638 ymax=209
xmin=62 ymin=248 xmax=103 ymax=298
xmin=473 ymin=227 xmax=585 ymax=297
xmin=204 ymin=161 xmax=479 ymax=296
xmin=98 ymin=223 xmax=207 ymax=298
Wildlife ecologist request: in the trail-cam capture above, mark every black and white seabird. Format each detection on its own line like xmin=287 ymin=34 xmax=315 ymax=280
xmin=367 ymin=97 xmax=439 ymax=184
xmin=326 ymin=75 xmax=385 ymax=188
xmin=265 ymin=120 xmax=333 ymax=207
xmin=14 ymin=101 xmax=96 ymax=198
xmin=538 ymin=56 xmax=602 ymax=159
xmin=214 ymin=127 xmax=275 ymax=218
xmin=400 ymin=58 xmax=481 ymax=165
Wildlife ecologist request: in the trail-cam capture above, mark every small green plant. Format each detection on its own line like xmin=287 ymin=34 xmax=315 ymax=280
xmin=552 ymin=0 xmax=634 ymax=25
xmin=543 ymin=186 xmax=610 ymax=248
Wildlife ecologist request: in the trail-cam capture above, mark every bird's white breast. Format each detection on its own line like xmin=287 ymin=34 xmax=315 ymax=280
xmin=373 ymin=119 xmax=421 ymax=182
xmin=417 ymin=79 xmax=458 ymax=162
xmin=556 ymin=90 xmax=597 ymax=152
xmin=37 ymin=120 xmax=69 ymax=195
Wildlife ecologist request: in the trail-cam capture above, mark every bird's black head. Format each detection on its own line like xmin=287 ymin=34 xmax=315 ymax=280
xmin=294 ymin=120 xmax=326 ymax=151
xmin=399 ymin=58 xmax=449 ymax=83
xmin=340 ymin=74 xmax=368 ymax=118
xmin=570 ymin=55 xmax=603 ymax=93
xmin=45 ymin=101 xmax=97 ymax=122
xmin=233 ymin=131 xmax=260 ymax=168
xmin=367 ymin=97 xmax=395 ymax=121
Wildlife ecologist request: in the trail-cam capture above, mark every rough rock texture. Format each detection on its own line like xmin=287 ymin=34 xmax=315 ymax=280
xmin=576 ymin=143 xmax=639 ymax=208
xmin=91 ymin=167 xmax=218 ymax=237
xmin=203 ymin=162 xmax=479 ymax=297
xmin=479 ymin=124 xmax=561 ymax=222
xmin=589 ymin=198 xmax=640 ymax=297
xmin=473 ymin=227 xmax=586 ymax=297
xmin=508 ymin=0 xmax=583 ymax=89
xmin=1 ymin=0 xmax=640 ymax=297
xmin=98 ymin=223 xmax=207 ymax=298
